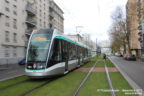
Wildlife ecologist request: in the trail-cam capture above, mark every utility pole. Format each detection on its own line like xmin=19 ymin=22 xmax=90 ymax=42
xmin=96 ymin=38 xmax=97 ymax=56
xmin=76 ymin=26 xmax=83 ymax=42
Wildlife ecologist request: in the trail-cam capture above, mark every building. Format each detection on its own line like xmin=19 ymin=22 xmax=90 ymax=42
xmin=68 ymin=34 xmax=96 ymax=50
xmin=126 ymin=0 xmax=141 ymax=58
xmin=0 ymin=0 xmax=64 ymax=65
xmin=137 ymin=0 xmax=144 ymax=60
xmin=49 ymin=0 xmax=64 ymax=33
xmin=0 ymin=0 xmax=26 ymax=64
xmin=68 ymin=34 xmax=84 ymax=43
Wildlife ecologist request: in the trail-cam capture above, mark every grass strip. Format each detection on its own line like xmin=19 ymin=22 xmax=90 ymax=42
xmin=0 ymin=75 xmax=29 ymax=89
xmin=106 ymin=58 xmax=115 ymax=67
xmin=0 ymin=79 xmax=47 ymax=96
xmin=78 ymin=73 xmax=111 ymax=96
xmin=95 ymin=60 xmax=104 ymax=67
xmin=82 ymin=56 xmax=98 ymax=67
xmin=110 ymin=72 xmax=138 ymax=96
xmin=28 ymin=72 xmax=87 ymax=96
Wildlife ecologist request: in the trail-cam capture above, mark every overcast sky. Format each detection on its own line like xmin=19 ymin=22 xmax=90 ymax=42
xmin=54 ymin=0 xmax=128 ymax=42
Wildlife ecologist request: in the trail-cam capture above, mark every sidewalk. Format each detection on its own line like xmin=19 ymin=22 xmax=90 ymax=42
xmin=0 ymin=63 xmax=20 ymax=70
xmin=109 ymin=56 xmax=144 ymax=91
xmin=0 ymin=64 xmax=25 ymax=81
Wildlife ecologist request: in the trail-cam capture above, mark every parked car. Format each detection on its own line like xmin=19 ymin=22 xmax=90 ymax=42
xmin=18 ymin=59 xmax=26 ymax=65
xmin=115 ymin=53 xmax=122 ymax=57
xmin=127 ymin=55 xmax=136 ymax=61
xmin=123 ymin=54 xmax=128 ymax=60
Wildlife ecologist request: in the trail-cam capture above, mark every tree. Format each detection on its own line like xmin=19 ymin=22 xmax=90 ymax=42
xmin=109 ymin=6 xmax=130 ymax=54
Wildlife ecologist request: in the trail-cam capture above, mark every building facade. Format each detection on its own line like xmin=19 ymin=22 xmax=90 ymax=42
xmin=126 ymin=0 xmax=141 ymax=58
xmin=0 ymin=0 xmax=64 ymax=65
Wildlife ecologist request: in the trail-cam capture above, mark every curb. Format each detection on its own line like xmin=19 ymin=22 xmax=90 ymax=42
xmin=109 ymin=57 xmax=144 ymax=96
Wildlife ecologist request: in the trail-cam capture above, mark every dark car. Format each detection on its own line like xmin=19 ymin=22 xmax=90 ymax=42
xmin=18 ymin=59 xmax=26 ymax=65
xmin=127 ymin=55 xmax=136 ymax=61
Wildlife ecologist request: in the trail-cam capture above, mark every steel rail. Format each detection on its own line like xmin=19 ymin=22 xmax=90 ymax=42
xmin=73 ymin=60 xmax=99 ymax=96
xmin=0 ymin=79 xmax=30 ymax=92
xmin=22 ymin=78 xmax=57 ymax=96
xmin=104 ymin=60 xmax=116 ymax=96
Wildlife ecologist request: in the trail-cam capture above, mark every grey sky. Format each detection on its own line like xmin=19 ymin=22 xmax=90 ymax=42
xmin=54 ymin=0 xmax=128 ymax=42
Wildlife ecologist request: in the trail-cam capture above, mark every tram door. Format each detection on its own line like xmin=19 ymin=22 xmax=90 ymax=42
xmin=78 ymin=47 xmax=80 ymax=66
xmin=62 ymin=40 xmax=68 ymax=71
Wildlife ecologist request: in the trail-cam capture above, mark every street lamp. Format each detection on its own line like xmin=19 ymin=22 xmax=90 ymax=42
xmin=76 ymin=26 xmax=83 ymax=42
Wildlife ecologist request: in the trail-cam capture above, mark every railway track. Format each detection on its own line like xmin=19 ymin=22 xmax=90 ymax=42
xmin=73 ymin=59 xmax=99 ymax=96
xmin=104 ymin=60 xmax=116 ymax=96
xmin=0 ymin=79 xmax=30 ymax=92
xmin=22 ymin=77 xmax=58 ymax=96
xmin=73 ymin=58 xmax=116 ymax=96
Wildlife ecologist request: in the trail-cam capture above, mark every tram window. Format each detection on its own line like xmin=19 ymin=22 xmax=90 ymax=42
xmin=68 ymin=43 xmax=72 ymax=60
xmin=68 ymin=43 xmax=76 ymax=60
xmin=79 ymin=47 xmax=83 ymax=58
xmin=47 ymin=39 xmax=62 ymax=67
xmin=62 ymin=40 xmax=68 ymax=61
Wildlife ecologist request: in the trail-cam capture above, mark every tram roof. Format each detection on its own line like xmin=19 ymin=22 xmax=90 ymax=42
xmin=33 ymin=29 xmax=91 ymax=49
xmin=53 ymin=29 xmax=91 ymax=49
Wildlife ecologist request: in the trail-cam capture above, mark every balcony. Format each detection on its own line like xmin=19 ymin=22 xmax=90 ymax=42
xmin=138 ymin=24 xmax=142 ymax=30
xmin=26 ymin=17 xmax=36 ymax=26
xmin=25 ymin=29 xmax=33 ymax=35
xmin=26 ymin=4 xmax=37 ymax=15
xmin=49 ymin=20 xmax=54 ymax=25
xmin=138 ymin=31 xmax=142 ymax=36
xmin=49 ymin=12 xmax=54 ymax=19
xmin=138 ymin=37 xmax=143 ymax=43
xmin=49 ymin=2 xmax=54 ymax=9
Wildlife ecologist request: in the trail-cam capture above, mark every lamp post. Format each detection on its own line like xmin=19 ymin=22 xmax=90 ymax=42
xmin=76 ymin=26 xmax=83 ymax=42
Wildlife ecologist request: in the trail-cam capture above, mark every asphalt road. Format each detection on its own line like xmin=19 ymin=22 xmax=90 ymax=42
xmin=110 ymin=56 xmax=144 ymax=90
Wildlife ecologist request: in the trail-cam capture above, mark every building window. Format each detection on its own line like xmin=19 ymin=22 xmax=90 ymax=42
xmin=13 ymin=11 xmax=17 ymax=15
xmin=13 ymin=47 xmax=17 ymax=57
xmin=5 ymin=16 xmax=10 ymax=27
xmin=13 ymin=33 xmax=17 ymax=43
xmin=5 ymin=7 xmax=9 ymax=12
xmin=5 ymin=31 xmax=10 ymax=42
xmin=5 ymin=0 xmax=9 ymax=12
xmin=13 ymin=5 xmax=17 ymax=15
xmin=5 ymin=48 xmax=9 ymax=57
xmin=13 ymin=19 xmax=17 ymax=29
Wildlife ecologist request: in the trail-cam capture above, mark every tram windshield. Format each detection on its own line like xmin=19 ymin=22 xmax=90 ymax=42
xmin=27 ymin=33 xmax=52 ymax=62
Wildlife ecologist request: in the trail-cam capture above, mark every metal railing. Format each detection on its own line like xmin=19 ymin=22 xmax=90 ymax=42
xmin=26 ymin=17 xmax=36 ymax=26
xmin=26 ymin=4 xmax=37 ymax=15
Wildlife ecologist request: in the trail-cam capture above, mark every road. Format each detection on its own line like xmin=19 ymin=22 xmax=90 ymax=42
xmin=110 ymin=56 xmax=144 ymax=90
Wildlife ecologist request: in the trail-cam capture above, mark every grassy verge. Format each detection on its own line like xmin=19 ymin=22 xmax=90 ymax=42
xmin=82 ymin=56 xmax=98 ymax=67
xmin=0 ymin=79 xmax=47 ymax=96
xmin=78 ymin=73 xmax=111 ymax=96
xmin=0 ymin=75 xmax=29 ymax=89
xmin=95 ymin=60 xmax=104 ymax=67
xmin=110 ymin=72 xmax=138 ymax=96
xmin=106 ymin=58 xmax=115 ymax=67
xmin=28 ymin=72 xmax=87 ymax=96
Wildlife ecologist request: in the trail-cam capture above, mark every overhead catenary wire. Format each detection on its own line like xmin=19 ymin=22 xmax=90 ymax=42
xmin=54 ymin=0 xmax=80 ymax=26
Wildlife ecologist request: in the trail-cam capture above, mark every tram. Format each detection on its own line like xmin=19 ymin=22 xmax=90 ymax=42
xmin=25 ymin=29 xmax=91 ymax=78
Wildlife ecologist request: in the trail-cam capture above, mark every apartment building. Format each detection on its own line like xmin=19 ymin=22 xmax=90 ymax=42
xmin=49 ymin=0 xmax=64 ymax=33
xmin=126 ymin=0 xmax=141 ymax=58
xmin=0 ymin=0 xmax=26 ymax=64
xmin=0 ymin=0 xmax=64 ymax=65
xmin=137 ymin=0 xmax=144 ymax=60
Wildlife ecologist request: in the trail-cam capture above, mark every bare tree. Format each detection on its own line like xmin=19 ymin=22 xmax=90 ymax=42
xmin=109 ymin=6 xmax=130 ymax=54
